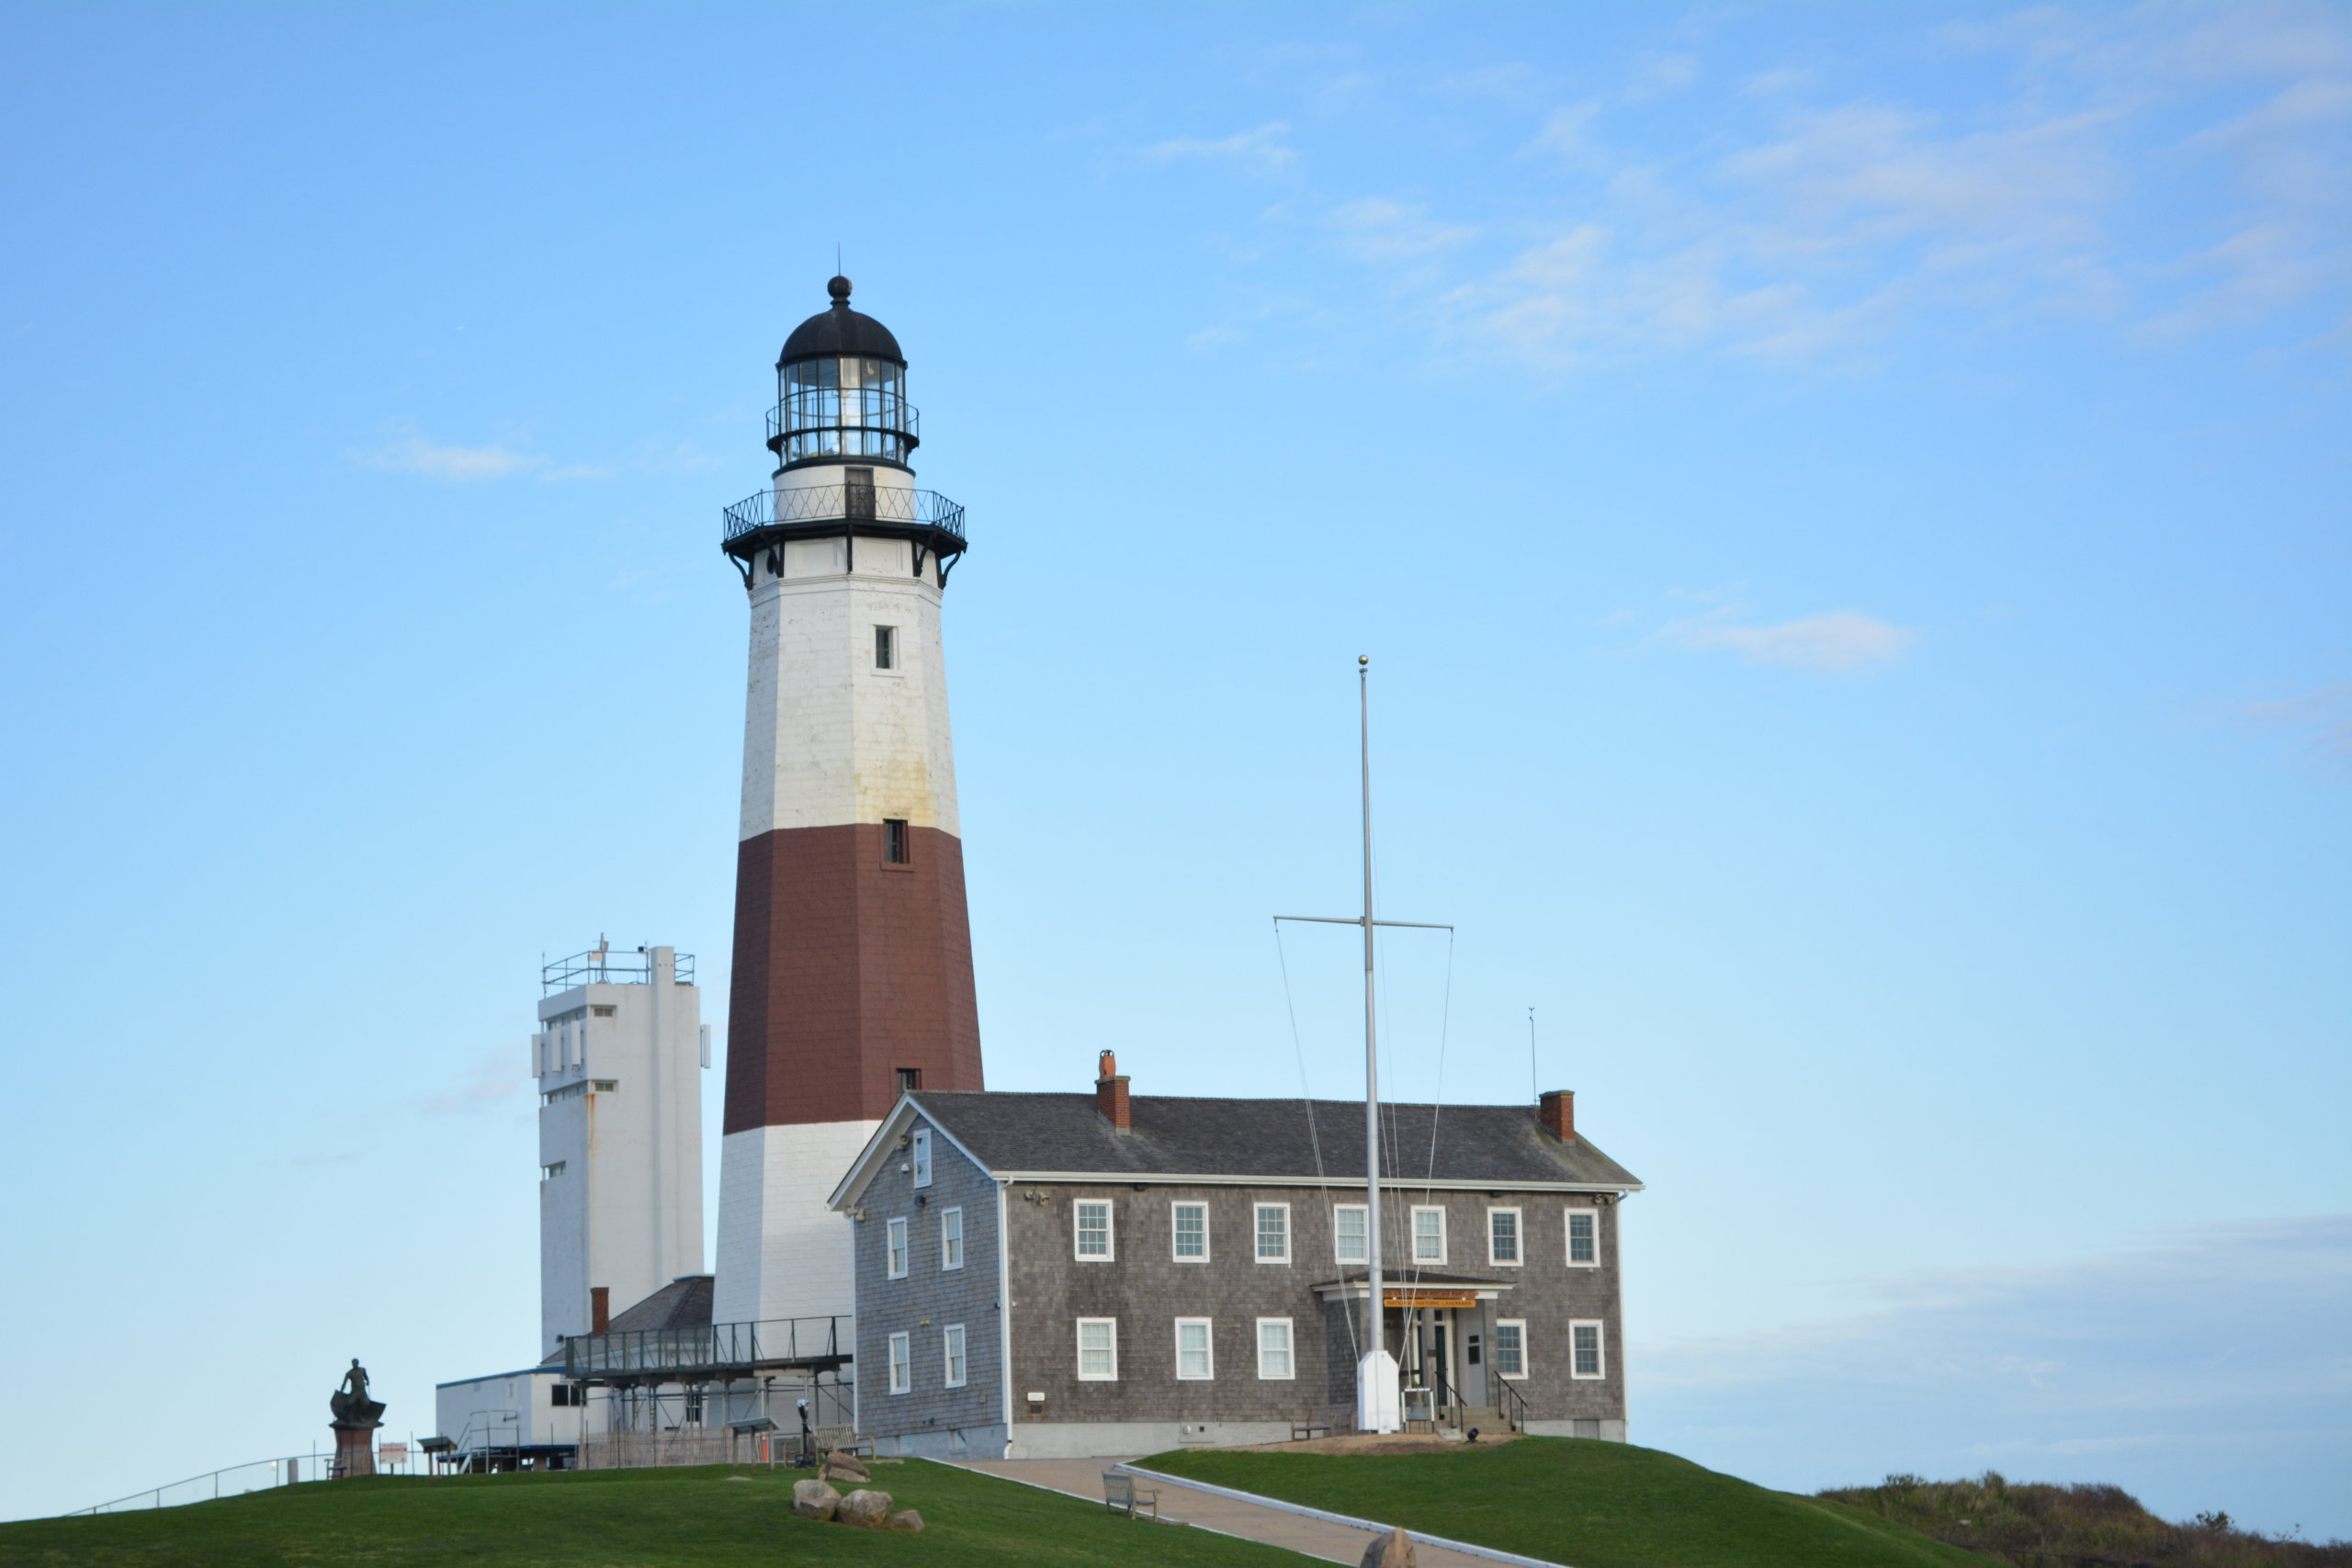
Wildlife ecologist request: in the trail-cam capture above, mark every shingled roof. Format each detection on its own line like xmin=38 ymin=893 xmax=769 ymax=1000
xmin=903 ymin=1091 xmax=1641 ymax=1190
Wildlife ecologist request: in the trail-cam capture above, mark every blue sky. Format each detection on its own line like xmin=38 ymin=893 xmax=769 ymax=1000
xmin=2 ymin=0 xmax=2346 ymax=1536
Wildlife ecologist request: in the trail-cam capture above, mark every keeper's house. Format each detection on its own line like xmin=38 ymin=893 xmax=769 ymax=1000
xmin=829 ymin=1053 xmax=1644 ymax=1460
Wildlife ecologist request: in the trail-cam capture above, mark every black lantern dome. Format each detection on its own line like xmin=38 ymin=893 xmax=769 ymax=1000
xmin=780 ymin=276 xmax=905 ymax=364
xmin=769 ymin=276 xmax=918 ymax=470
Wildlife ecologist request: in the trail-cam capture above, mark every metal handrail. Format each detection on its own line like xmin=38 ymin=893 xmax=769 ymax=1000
xmin=562 ymin=1314 xmax=852 ymax=1380
xmin=721 ymin=486 xmax=966 ymax=546
xmin=63 ymin=1445 xmax=442 ymax=1515
xmin=1495 ymin=1377 xmax=1529 ymax=1432
xmin=541 ymin=948 xmax=695 ymax=993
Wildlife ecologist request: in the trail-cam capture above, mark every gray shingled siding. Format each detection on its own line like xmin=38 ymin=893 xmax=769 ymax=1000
xmin=852 ymin=1114 xmax=1006 ymax=1455
xmin=1001 ymin=1181 xmax=1625 ymax=1433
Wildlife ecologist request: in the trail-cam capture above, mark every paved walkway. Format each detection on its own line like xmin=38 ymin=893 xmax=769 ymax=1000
xmin=944 ymin=1457 xmax=1501 ymax=1567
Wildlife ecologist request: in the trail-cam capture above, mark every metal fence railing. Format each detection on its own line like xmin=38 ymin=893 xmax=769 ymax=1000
xmin=65 ymin=1444 xmax=444 ymax=1516
xmin=563 ymin=1315 xmax=852 ymax=1381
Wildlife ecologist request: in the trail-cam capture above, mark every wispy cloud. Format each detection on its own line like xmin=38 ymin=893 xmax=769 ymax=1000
xmin=1328 ymin=198 xmax=1476 ymax=264
xmin=1185 ymin=325 xmax=1249 ymax=353
xmin=1308 ymin=6 xmax=2352 ymax=374
xmin=413 ymin=1041 xmax=528 ymax=1115
xmin=1139 ymin=122 xmax=1295 ymax=173
xmin=1657 ymin=604 xmax=1919 ymax=672
xmin=354 ymin=429 xmax=609 ymax=482
xmin=360 ymin=436 xmax=543 ymax=481
xmin=2218 ymin=678 xmax=2352 ymax=767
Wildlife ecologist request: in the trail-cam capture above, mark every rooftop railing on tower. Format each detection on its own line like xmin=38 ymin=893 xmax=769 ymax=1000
xmin=541 ymin=947 xmax=696 ymax=994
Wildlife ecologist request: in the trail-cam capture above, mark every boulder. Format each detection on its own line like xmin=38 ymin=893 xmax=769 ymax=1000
xmin=825 ymin=1452 xmax=871 ymax=1484
xmin=886 ymin=1508 xmax=926 ymax=1533
xmin=1361 ymin=1526 xmax=1417 ymax=1568
xmin=790 ymin=1479 xmax=840 ymax=1521
xmin=837 ymin=1488 xmax=895 ymax=1529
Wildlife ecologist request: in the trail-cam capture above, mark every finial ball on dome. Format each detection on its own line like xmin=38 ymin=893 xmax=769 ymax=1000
xmin=828 ymin=275 xmax=853 ymax=303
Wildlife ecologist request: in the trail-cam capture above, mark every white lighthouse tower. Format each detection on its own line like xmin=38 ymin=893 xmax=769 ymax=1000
xmin=711 ymin=277 xmax=984 ymax=1330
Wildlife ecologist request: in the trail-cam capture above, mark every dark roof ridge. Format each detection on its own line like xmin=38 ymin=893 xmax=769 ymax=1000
xmin=899 ymin=1088 xmax=1641 ymax=1191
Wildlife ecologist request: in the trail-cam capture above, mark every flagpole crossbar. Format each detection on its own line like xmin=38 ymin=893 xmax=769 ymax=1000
xmin=1272 ymin=917 xmax=1455 ymax=931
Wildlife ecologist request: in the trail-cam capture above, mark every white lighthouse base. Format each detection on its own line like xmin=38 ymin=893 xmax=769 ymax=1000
xmin=712 ymin=1120 xmax=879 ymax=1330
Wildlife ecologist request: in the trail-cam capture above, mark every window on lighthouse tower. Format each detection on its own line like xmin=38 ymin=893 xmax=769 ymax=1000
xmin=875 ymin=626 xmax=897 ymax=670
xmin=884 ymin=818 xmax=910 ymax=864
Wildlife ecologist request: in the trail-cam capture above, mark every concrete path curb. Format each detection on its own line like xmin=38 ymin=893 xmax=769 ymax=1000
xmin=943 ymin=1455 xmax=1512 ymax=1566
xmin=1119 ymin=1464 xmax=1575 ymax=1568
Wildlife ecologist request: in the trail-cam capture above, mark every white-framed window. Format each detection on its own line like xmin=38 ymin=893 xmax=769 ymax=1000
xmin=1171 ymin=1201 xmax=1209 ymax=1261
xmin=1332 ymin=1204 xmax=1368 ymax=1265
xmin=1076 ymin=1317 xmax=1118 ymax=1381
xmin=940 ymin=1206 xmax=965 ymax=1271
xmin=1411 ymin=1205 xmax=1447 ymax=1265
xmin=885 ymin=1216 xmax=909 ymax=1279
xmin=888 ymin=1331 xmax=911 ymax=1394
xmin=1566 ymin=1208 xmax=1599 ymax=1267
xmin=1571 ymin=1319 xmax=1606 ymax=1380
xmin=1488 ymin=1207 xmax=1522 ymax=1267
xmin=1256 ymin=1317 xmax=1295 ymax=1380
xmin=875 ymin=624 xmax=898 ymax=671
xmin=943 ymin=1324 xmax=967 ymax=1388
xmin=1254 ymin=1202 xmax=1291 ymax=1263
xmin=1074 ymin=1200 xmax=1114 ymax=1260
xmin=910 ymin=1128 xmax=932 ymax=1188
xmin=1495 ymin=1318 xmax=1528 ymax=1381
xmin=1175 ymin=1317 xmax=1214 ymax=1380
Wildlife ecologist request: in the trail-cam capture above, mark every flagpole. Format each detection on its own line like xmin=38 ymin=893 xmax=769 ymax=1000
xmin=1360 ymin=656 xmax=1385 ymax=1423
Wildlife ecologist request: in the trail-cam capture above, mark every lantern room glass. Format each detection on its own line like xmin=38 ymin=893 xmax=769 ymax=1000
xmin=779 ymin=355 xmax=912 ymax=464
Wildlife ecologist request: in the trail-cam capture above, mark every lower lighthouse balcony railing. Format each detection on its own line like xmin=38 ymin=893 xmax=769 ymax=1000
xmin=721 ymin=485 xmax=967 ymax=547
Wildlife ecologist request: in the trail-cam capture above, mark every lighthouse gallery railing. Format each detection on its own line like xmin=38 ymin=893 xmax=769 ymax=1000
xmin=722 ymin=485 xmax=966 ymax=547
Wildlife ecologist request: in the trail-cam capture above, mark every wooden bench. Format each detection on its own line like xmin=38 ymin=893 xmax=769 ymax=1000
xmin=1102 ymin=1471 xmax=1159 ymax=1519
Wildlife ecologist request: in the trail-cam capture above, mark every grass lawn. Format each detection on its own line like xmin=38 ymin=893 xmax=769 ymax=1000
xmin=1141 ymin=1437 xmax=1989 ymax=1568
xmin=0 ymin=1459 xmax=1305 ymax=1568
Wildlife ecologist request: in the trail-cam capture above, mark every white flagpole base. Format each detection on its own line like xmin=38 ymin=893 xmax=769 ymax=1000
xmin=1356 ymin=1348 xmax=1402 ymax=1434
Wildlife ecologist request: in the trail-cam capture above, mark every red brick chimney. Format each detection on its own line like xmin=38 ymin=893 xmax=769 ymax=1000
xmin=1095 ymin=1050 xmax=1131 ymax=1131
xmin=1538 ymin=1089 xmax=1576 ymax=1143
xmin=590 ymin=1285 xmax=611 ymax=1334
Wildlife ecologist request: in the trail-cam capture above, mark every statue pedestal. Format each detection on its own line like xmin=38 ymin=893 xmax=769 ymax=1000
xmin=332 ymin=1422 xmax=380 ymax=1479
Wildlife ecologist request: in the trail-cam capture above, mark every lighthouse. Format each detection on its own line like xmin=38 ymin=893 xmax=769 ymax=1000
xmin=711 ymin=277 xmax=984 ymax=1329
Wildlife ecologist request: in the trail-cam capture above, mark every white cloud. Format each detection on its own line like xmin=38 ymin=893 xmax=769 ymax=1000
xmin=353 ymin=432 xmax=605 ymax=482
xmin=1140 ymin=123 xmax=1295 ymax=173
xmin=1658 ymin=606 xmax=1919 ymax=671
xmin=360 ymin=436 xmax=542 ymax=481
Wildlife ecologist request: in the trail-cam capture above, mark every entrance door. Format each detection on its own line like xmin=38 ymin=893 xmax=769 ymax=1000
xmin=1461 ymin=1315 xmax=1489 ymax=1409
xmin=1430 ymin=1320 xmax=1453 ymax=1412
xmin=845 ymin=466 xmax=876 ymax=519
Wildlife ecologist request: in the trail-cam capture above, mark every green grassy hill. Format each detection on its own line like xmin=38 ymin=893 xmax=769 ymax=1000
xmin=1140 ymin=1436 xmax=1988 ymax=1568
xmin=0 ymin=1461 xmax=1302 ymax=1568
